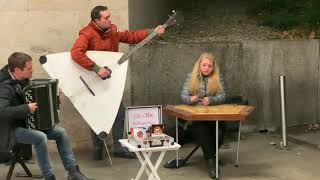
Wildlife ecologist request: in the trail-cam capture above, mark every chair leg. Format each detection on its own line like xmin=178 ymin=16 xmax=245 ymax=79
xmin=6 ymin=151 xmax=42 ymax=179
xmin=6 ymin=160 xmax=16 ymax=180
xmin=18 ymin=158 xmax=32 ymax=177
xmin=184 ymin=144 xmax=200 ymax=162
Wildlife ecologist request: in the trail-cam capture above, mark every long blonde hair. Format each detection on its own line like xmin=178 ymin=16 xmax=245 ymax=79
xmin=189 ymin=52 xmax=222 ymax=96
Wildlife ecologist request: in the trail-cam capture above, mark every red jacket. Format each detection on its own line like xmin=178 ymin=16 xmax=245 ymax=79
xmin=71 ymin=21 xmax=149 ymax=71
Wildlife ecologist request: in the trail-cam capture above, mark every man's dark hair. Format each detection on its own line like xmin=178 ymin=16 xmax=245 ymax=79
xmin=8 ymin=52 xmax=32 ymax=72
xmin=91 ymin=6 xmax=108 ymax=21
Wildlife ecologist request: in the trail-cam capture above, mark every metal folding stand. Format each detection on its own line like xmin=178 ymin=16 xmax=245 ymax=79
xmin=98 ymin=132 xmax=112 ymax=166
xmin=164 ymin=145 xmax=200 ymax=168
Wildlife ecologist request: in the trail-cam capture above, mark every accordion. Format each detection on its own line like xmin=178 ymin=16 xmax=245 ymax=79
xmin=24 ymin=79 xmax=60 ymax=130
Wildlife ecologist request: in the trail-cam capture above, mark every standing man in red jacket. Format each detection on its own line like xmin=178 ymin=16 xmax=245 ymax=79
xmin=71 ymin=5 xmax=165 ymax=160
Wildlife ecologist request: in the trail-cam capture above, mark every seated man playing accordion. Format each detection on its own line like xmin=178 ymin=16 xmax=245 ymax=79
xmin=0 ymin=52 xmax=92 ymax=180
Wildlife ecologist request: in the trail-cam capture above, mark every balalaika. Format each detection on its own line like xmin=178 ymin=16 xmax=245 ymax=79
xmin=24 ymin=79 xmax=60 ymax=130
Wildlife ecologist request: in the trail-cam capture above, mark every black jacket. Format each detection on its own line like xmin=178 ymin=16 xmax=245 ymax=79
xmin=0 ymin=65 xmax=29 ymax=152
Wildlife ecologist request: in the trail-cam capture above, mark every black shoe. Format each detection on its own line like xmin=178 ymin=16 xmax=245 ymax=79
xmin=114 ymin=146 xmax=136 ymax=159
xmin=45 ymin=175 xmax=56 ymax=180
xmin=114 ymin=151 xmax=136 ymax=159
xmin=68 ymin=165 xmax=93 ymax=180
xmin=207 ymin=158 xmax=217 ymax=179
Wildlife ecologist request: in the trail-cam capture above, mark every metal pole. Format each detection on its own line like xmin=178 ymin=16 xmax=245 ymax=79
xmin=235 ymin=121 xmax=242 ymax=167
xmin=279 ymin=75 xmax=288 ymax=148
xmin=176 ymin=117 xmax=179 ymax=167
xmin=215 ymin=121 xmax=219 ymax=179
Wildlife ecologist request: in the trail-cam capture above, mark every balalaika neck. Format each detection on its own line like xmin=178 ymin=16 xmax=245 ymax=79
xmin=117 ymin=31 xmax=158 ymax=65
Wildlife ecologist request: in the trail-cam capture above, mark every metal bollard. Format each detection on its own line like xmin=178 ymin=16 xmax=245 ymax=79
xmin=279 ymin=75 xmax=288 ymax=148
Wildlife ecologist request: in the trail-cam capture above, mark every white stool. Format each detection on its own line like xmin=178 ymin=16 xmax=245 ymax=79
xmin=119 ymin=139 xmax=180 ymax=180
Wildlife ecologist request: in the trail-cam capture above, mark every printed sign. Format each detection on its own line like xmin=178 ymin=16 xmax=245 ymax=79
xmin=127 ymin=106 xmax=162 ymax=133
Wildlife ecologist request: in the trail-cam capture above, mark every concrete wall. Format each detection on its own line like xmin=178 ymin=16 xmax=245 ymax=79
xmin=242 ymin=40 xmax=319 ymax=131
xmin=130 ymin=40 xmax=320 ymax=132
xmin=0 ymin=0 xmax=129 ymax=151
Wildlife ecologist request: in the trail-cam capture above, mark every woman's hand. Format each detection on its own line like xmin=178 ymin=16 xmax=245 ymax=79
xmin=190 ymin=96 xmax=199 ymax=103
xmin=202 ymin=97 xmax=210 ymax=106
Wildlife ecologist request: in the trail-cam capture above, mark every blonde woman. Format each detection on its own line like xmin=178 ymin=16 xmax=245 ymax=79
xmin=181 ymin=52 xmax=226 ymax=179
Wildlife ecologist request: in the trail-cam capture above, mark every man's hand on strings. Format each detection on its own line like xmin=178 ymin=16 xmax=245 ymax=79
xmin=97 ymin=67 xmax=111 ymax=79
xmin=154 ymin=25 xmax=165 ymax=35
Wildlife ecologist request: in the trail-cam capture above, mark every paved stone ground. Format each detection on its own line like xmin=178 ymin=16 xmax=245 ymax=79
xmin=287 ymin=124 xmax=320 ymax=151
xmin=1 ymin=132 xmax=320 ymax=180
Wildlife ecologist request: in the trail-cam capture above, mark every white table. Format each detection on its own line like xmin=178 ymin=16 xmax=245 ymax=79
xmin=119 ymin=139 xmax=180 ymax=180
